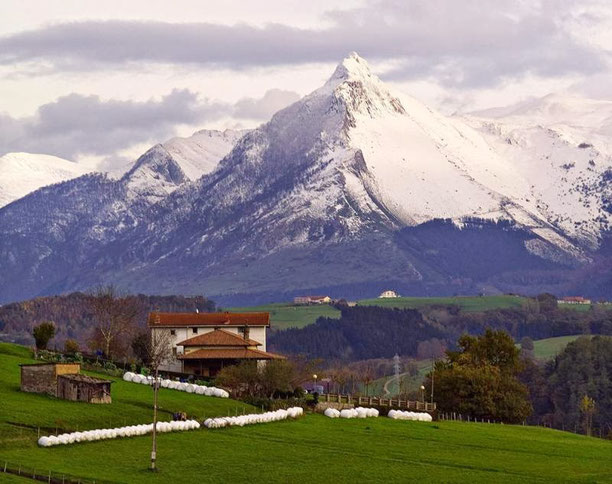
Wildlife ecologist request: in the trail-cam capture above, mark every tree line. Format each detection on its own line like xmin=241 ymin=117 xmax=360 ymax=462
xmin=7 ymin=288 xmax=215 ymax=360
xmin=269 ymin=297 xmax=612 ymax=362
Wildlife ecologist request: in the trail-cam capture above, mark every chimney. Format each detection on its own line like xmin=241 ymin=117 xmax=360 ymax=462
xmin=243 ymin=325 xmax=250 ymax=341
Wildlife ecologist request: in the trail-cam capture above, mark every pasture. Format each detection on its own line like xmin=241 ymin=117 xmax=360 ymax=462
xmin=1 ymin=344 xmax=611 ymax=483
xmin=227 ymin=302 xmax=341 ymax=330
xmin=357 ymin=295 xmax=528 ymax=312
xmin=526 ymin=335 xmax=594 ymax=360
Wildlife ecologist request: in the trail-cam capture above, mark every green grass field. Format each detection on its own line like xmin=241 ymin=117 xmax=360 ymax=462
xmin=357 ymin=295 xmax=528 ymax=312
xmin=1 ymin=344 xmax=611 ymax=483
xmin=522 ymin=335 xmax=593 ymax=360
xmin=227 ymin=302 xmax=341 ymax=330
xmin=0 ymin=343 xmax=254 ymax=449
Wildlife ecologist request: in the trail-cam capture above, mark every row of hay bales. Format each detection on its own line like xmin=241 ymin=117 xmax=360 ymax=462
xmin=324 ymin=407 xmax=379 ymax=418
xmin=38 ymin=420 xmax=200 ymax=447
xmin=204 ymin=407 xmax=303 ymax=429
xmin=388 ymin=410 xmax=433 ymax=421
xmin=123 ymin=372 xmax=230 ymax=398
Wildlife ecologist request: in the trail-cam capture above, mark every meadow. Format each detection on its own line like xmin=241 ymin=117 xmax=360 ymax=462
xmin=227 ymin=302 xmax=341 ymax=330
xmin=357 ymin=295 xmax=529 ymax=312
xmin=527 ymin=334 xmax=594 ymax=360
xmin=1 ymin=344 xmax=611 ymax=483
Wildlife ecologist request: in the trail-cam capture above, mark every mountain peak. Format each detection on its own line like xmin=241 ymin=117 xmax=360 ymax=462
xmin=329 ymin=52 xmax=374 ymax=84
xmin=322 ymin=53 xmax=405 ymax=121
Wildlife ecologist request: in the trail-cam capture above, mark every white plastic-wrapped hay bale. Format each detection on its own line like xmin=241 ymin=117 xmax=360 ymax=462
xmin=38 ymin=436 xmax=50 ymax=447
xmin=185 ymin=383 xmax=196 ymax=393
xmin=356 ymin=407 xmax=368 ymax=418
xmin=195 ymin=385 xmax=206 ymax=395
xmin=177 ymin=382 xmax=188 ymax=392
xmin=324 ymin=408 xmax=340 ymax=418
xmin=340 ymin=409 xmax=354 ymax=419
xmin=123 ymin=372 xmax=135 ymax=382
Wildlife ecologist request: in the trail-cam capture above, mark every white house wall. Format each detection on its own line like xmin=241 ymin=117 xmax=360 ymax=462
xmin=152 ymin=325 xmax=268 ymax=373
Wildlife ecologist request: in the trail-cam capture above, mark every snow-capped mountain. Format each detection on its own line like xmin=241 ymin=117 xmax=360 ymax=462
xmin=463 ymin=94 xmax=612 ymax=249
xmin=162 ymin=129 xmax=248 ymax=180
xmin=0 ymin=152 xmax=94 ymax=207
xmin=0 ymin=54 xmax=610 ymax=305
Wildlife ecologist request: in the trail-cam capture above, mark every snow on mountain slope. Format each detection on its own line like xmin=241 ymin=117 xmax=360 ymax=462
xmin=463 ymin=94 xmax=612 ymax=248
xmin=162 ymin=129 xmax=248 ymax=180
xmin=134 ymin=53 xmax=592 ymax=271
xmin=0 ymin=53 xmax=610 ymax=304
xmin=0 ymin=152 xmax=93 ymax=207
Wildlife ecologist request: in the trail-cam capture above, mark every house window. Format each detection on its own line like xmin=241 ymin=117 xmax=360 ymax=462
xmin=192 ymin=327 xmax=198 ymax=334
xmin=170 ymin=329 xmax=176 ymax=336
xmin=172 ymin=347 xmax=177 ymax=357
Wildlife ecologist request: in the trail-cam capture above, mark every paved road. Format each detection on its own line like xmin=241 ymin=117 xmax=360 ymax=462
xmin=382 ymin=372 xmax=410 ymax=396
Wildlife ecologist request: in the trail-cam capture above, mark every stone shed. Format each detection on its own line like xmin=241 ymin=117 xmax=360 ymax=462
xmin=57 ymin=374 xmax=112 ymax=404
xmin=20 ymin=362 xmax=112 ymax=403
xmin=20 ymin=362 xmax=81 ymax=396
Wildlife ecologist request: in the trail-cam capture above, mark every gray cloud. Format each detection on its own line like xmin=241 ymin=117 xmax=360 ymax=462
xmin=0 ymin=88 xmax=299 ymax=160
xmin=0 ymin=89 xmax=222 ymax=159
xmin=0 ymin=1 xmax=609 ymax=87
xmin=233 ymin=89 xmax=300 ymax=119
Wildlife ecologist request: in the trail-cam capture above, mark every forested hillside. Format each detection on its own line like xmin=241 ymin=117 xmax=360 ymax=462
xmin=269 ymin=302 xmax=612 ymax=362
xmin=0 ymin=292 xmax=215 ymax=346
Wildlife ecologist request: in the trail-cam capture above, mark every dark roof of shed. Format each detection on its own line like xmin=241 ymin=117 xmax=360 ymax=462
xmin=58 ymin=374 xmax=112 ymax=384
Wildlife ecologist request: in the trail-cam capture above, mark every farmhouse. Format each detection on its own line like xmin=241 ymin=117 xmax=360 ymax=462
xmin=379 ymin=290 xmax=400 ymax=298
xmin=149 ymin=311 xmax=283 ymax=376
xmin=20 ymin=362 xmax=112 ymax=403
xmin=560 ymin=296 xmax=591 ymax=304
xmin=293 ymin=295 xmax=332 ymax=305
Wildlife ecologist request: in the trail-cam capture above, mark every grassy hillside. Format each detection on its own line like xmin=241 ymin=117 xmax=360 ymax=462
xmin=227 ymin=302 xmax=341 ymax=330
xmin=0 ymin=343 xmax=254 ymax=450
xmin=357 ymin=295 xmax=528 ymax=312
xmin=1 ymin=344 xmax=610 ymax=483
xmin=523 ymin=335 xmax=594 ymax=360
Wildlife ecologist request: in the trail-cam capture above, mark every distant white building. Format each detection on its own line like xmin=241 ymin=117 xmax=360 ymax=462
xmin=378 ymin=290 xmax=400 ymax=298
xmin=293 ymin=295 xmax=331 ymax=305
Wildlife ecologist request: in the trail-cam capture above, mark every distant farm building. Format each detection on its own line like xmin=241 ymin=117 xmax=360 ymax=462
xmin=379 ymin=290 xmax=400 ymax=298
xmin=149 ymin=311 xmax=283 ymax=376
xmin=293 ymin=295 xmax=332 ymax=305
xmin=20 ymin=362 xmax=112 ymax=403
xmin=560 ymin=296 xmax=591 ymax=304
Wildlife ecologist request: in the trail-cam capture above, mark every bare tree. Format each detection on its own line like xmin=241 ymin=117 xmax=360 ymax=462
xmin=361 ymin=365 xmax=375 ymax=396
xmin=147 ymin=323 xmax=175 ymax=472
xmin=88 ymin=285 xmax=141 ymax=358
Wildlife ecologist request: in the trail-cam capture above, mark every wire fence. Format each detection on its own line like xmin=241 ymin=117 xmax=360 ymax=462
xmin=1 ymin=461 xmax=117 ymax=483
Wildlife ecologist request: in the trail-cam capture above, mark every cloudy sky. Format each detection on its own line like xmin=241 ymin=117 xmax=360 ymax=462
xmin=1 ymin=0 xmax=611 ymax=167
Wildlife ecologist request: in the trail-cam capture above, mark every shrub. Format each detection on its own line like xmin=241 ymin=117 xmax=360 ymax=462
xmin=33 ymin=321 xmax=56 ymax=350
xmin=64 ymin=339 xmax=80 ymax=354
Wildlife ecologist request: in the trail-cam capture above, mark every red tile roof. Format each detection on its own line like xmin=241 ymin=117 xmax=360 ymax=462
xmin=147 ymin=312 xmax=270 ymax=327
xmin=178 ymin=348 xmax=285 ymax=360
xmin=177 ymin=329 xmax=261 ymax=347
